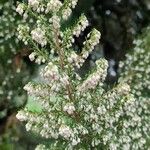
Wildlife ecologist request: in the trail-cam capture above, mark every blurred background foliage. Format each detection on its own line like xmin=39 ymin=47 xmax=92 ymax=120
xmin=0 ymin=0 xmax=150 ymax=149
xmin=0 ymin=1 xmax=37 ymax=149
xmin=0 ymin=0 xmax=30 ymax=126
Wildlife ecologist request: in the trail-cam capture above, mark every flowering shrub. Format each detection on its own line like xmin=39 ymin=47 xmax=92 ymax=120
xmin=120 ymin=27 xmax=150 ymax=148
xmin=0 ymin=1 xmax=29 ymax=119
xmin=120 ymin=27 xmax=150 ymax=97
xmin=16 ymin=0 xmax=148 ymax=149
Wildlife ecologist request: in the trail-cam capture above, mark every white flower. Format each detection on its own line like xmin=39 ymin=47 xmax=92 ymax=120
xmin=63 ymin=103 xmax=75 ymax=115
xmin=73 ymin=15 xmax=89 ymax=37
xmin=60 ymin=75 xmax=69 ymax=86
xmin=81 ymin=29 xmax=101 ymax=59
xmin=26 ymin=122 xmax=32 ymax=131
xmin=72 ymin=138 xmax=80 ymax=146
xmin=90 ymin=114 xmax=98 ymax=122
xmin=78 ymin=73 xmax=100 ymax=91
xmin=16 ymin=111 xmax=27 ymax=121
xmin=16 ymin=0 xmax=149 ymax=148
xmin=35 ymin=56 xmax=43 ymax=64
xmin=29 ymin=52 xmax=36 ymax=61
xmin=28 ymin=0 xmax=40 ymax=11
xmin=62 ymin=8 xmax=72 ymax=20
xmin=77 ymin=59 xmax=108 ymax=92
xmin=49 ymin=15 xmax=60 ymax=29
xmin=97 ymin=105 xmax=106 ymax=115
xmin=17 ymin=25 xmax=29 ymax=44
xmin=118 ymin=83 xmax=130 ymax=95
xmin=68 ymin=52 xmax=78 ymax=63
xmin=35 ymin=144 xmax=46 ymax=150
xmin=41 ymin=62 xmax=60 ymax=82
xmin=133 ymin=39 xmax=142 ymax=46
xmin=24 ymin=82 xmax=50 ymax=96
xmin=31 ymin=28 xmax=47 ymax=46
xmin=16 ymin=4 xmax=24 ymax=15
xmin=59 ymin=125 xmax=72 ymax=139
xmin=23 ymin=12 xmax=28 ymax=20
xmin=71 ymin=0 xmax=78 ymax=8
xmin=45 ymin=0 xmax=62 ymax=13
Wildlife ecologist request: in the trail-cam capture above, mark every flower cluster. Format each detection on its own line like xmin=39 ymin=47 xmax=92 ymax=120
xmin=63 ymin=103 xmax=76 ymax=115
xmin=17 ymin=25 xmax=30 ymax=45
xmin=62 ymin=14 xmax=89 ymax=49
xmin=120 ymin=28 xmax=150 ymax=97
xmin=59 ymin=125 xmax=73 ymax=139
xmin=28 ymin=0 xmax=40 ymax=11
xmin=16 ymin=3 xmax=24 ymax=15
xmin=31 ymin=28 xmax=47 ymax=47
xmin=0 ymin=2 xmax=24 ymax=53
xmin=45 ymin=0 xmax=62 ymax=13
xmin=41 ymin=62 xmax=60 ymax=86
xmin=120 ymin=26 xmax=150 ymax=149
xmin=67 ymin=29 xmax=101 ymax=68
xmin=0 ymin=1 xmax=30 ymax=120
xmin=61 ymin=0 xmax=78 ymax=20
xmin=16 ymin=0 xmax=149 ymax=149
xmin=72 ymin=15 xmax=89 ymax=37
xmin=77 ymin=59 xmax=108 ymax=92
xmin=49 ymin=15 xmax=61 ymax=29
xmin=29 ymin=52 xmax=46 ymax=64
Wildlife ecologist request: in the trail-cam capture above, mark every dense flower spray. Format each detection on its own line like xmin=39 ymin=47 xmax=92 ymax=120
xmin=120 ymin=27 xmax=150 ymax=149
xmin=16 ymin=0 xmax=148 ymax=149
xmin=120 ymin=27 xmax=150 ymax=97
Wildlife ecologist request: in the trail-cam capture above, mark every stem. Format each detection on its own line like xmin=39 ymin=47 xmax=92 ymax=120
xmin=53 ymin=28 xmax=74 ymax=102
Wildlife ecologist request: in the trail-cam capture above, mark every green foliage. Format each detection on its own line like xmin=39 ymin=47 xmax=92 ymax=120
xmin=26 ymin=96 xmax=42 ymax=113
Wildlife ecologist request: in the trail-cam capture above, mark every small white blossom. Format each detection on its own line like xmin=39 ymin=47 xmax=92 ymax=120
xmin=70 ymin=0 xmax=78 ymax=8
xmin=26 ymin=122 xmax=32 ymax=131
xmin=16 ymin=4 xmax=24 ymax=15
xmin=16 ymin=111 xmax=27 ymax=121
xmin=62 ymin=8 xmax=72 ymax=20
xmin=59 ymin=125 xmax=72 ymax=139
xmin=28 ymin=0 xmax=40 ymax=11
xmin=77 ymin=59 xmax=108 ymax=92
xmin=41 ymin=62 xmax=60 ymax=82
xmin=63 ymin=103 xmax=75 ymax=115
xmin=45 ymin=0 xmax=62 ymax=13
xmin=60 ymin=75 xmax=70 ymax=86
xmin=31 ymin=28 xmax=47 ymax=46
xmin=35 ymin=144 xmax=46 ymax=150
xmin=29 ymin=52 xmax=36 ymax=61
xmin=73 ymin=15 xmax=89 ymax=37
xmin=72 ymin=138 xmax=80 ymax=146
xmin=17 ymin=25 xmax=29 ymax=44
xmin=49 ymin=15 xmax=60 ymax=29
